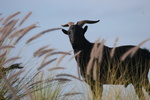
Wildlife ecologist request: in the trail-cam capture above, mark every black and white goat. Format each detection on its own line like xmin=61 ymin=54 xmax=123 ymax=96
xmin=61 ymin=20 xmax=150 ymax=99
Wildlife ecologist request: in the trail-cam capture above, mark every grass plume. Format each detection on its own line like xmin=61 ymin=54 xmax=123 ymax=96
xmin=2 ymin=12 xmax=21 ymax=25
xmin=26 ymin=28 xmax=61 ymax=44
xmin=19 ymin=11 xmax=32 ymax=26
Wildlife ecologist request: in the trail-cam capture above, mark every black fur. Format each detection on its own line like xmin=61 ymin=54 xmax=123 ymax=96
xmin=62 ymin=24 xmax=150 ymax=99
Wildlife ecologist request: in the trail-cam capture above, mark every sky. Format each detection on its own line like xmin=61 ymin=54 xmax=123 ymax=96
xmin=1 ymin=0 xmax=150 ymax=47
xmin=1 ymin=0 xmax=150 ymax=76
xmin=1 ymin=0 xmax=150 ymax=68
xmin=0 ymin=0 xmax=150 ymax=98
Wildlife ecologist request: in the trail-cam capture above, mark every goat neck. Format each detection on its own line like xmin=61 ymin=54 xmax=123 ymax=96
xmin=71 ymin=37 xmax=93 ymax=53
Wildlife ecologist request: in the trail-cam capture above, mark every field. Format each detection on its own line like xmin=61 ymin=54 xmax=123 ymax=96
xmin=0 ymin=12 xmax=149 ymax=100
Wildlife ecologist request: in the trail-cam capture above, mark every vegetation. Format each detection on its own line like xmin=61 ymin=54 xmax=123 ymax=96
xmin=83 ymin=38 xmax=150 ymax=100
xmin=0 ymin=12 xmax=80 ymax=100
xmin=0 ymin=12 xmax=149 ymax=100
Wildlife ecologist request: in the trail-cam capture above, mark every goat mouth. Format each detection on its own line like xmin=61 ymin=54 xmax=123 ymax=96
xmin=71 ymin=42 xmax=75 ymax=44
xmin=71 ymin=41 xmax=76 ymax=44
xmin=71 ymin=42 xmax=78 ymax=45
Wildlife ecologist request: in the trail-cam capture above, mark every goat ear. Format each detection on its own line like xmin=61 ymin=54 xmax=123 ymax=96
xmin=83 ymin=25 xmax=88 ymax=34
xmin=62 ymin=29 xmax=68 ymax=35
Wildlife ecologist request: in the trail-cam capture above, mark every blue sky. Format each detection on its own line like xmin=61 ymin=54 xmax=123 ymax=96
xmin=0 ymin=0 xmax=150 ymax=74
xmin=1 ymin=0 xmax=150 ymax=48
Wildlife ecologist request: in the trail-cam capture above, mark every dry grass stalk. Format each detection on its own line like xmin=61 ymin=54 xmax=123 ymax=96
xmin=87 ymin=39 xmax=106 ymax=75
xmin=3 ymin=12 xmax=21 ymax=25
xmin=93 ymin=40 xmax=103 ymax=80
xmin=0 ymin=20 xmax=18 ymax=41
xmin=56 ymin=73 xmax=83 ymax=81
xmin=50 ymin=51 xmax=71 ymax=56
xmin=121 ymin=47 xmax=135 ymax=61
xmin=9 ymin=29 xmax=24 ymax=39
xmin=26 ymin=28 xmax=61 ymax=44
xmin=28 ymin=71 xmax=45 ymax=87
xmin=11 ymin=78 xmax=19 ymax=85
xmin=19 ymin=12 xmax=32 ymax=26
xmin=63 ymin=92 xmax=83 ymax=96
xmin=23 ymin=83 xmax=33 ymax=100
xmin=0 ymin=45 xmax=14 ymax=50
xmin=41 ymin=52 xmax=53 ymax=64
xmin=110 ymin=37 xmax=119 ymax=58
xmin=40 ymin=51 xmax=71 ymax=64
xmin=56 ymin=50 xmax=72 ymax=67
xmin=69 ymin=50 xmax=81 ymax=61
xmin=86 ymin=57 xmax=94 ymax=75
xmin=0 ymin=51 xmax=6 ymax=58
xmin=30 ymin=71 xmax=42 ymax=82
xmin=92 ymin=40 xmax=105 ymax=79
xmin=97 ymin=39 xmax=106 ymax=62
xmin=40 ymin=28 xmax=62 ymax=34
xmin=93 ymin=41 xmax=105 ymax=81
xmin=0 ymin=28 xmax=6 ymax=34
xmin=3 ymin=20 xmax=14 ymax=27
xmin=3 ymin=19 xmax=18 ymax=28
xmin=9 ymin=29 xmax=23 ymax=39
xmin=2 ymin=57 xmax=20 ymax=66
xmin=131 ymin=38 xmax=150 ymax=56
xmin=29 ymin=80 xmax=43 ymax=87
xmin=1 ymin=72 xmax=18 ymax=99
xmin=43 ymin=52 xmax=52 ymax=60
xmin=0 ymin=17 xmax=3 ymax=22
xmin=8 ymin=70 xmax=24 ymax=81
xmin=0 ymin=27 xmax=3 ymax=33
xmin=33 ymin=45 xmax=49 ymax=57
xmin=121 ymin=38 xmax=150 ymax=61
xmin=46 ymin=78 xmax=71 ymax=83
xmin=15 ymin=23 xmax=37 ymax=44
xmin=90 ymin=38 xmax=100 ymax=58
xmin=40 ymin=71 xmax=44 ymax=81
xmin=48 ymin=67 xmax=66 ymax=71
xmin=38 ymin=58 xmax=57 ymax=70
xmin=77 ymin=64 xmax=81 ymax=80
xmin=26 ymin=33 xmax=43 ymax=44
xmin=36 ymin=49 xmax=55 ymax=58
xmin=93 ymin=61 xmax=98 ymax=80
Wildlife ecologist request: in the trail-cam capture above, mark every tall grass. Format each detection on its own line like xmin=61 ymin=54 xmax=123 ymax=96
xmin=82 ymin=38 xmax=150 ymax=100
xmin=0 ymin=12 xmax=80 ymax=100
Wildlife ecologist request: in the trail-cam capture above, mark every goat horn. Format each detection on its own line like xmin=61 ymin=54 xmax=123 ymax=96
xmin=77 ymin=20 xmax=100 ymax=27
xmin=61 ymin=22 xmax=74 ymax=27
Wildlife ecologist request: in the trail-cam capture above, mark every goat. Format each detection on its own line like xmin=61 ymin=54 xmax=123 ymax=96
xmin=61 ymin=20 xmax=150 ymax=99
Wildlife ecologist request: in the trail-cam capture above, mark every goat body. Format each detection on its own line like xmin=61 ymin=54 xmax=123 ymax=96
xmin=62 ymin=20 xmax=150 ymax=99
